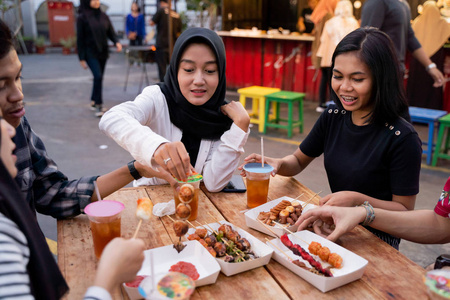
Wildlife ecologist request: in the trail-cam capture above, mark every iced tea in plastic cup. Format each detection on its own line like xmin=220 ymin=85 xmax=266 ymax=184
xmin=243 ymin=163 xmax=274 ymax=208
xmin=174 ymin=174 xmax=203 ymax=221
xmin=85 ymin=200 xmax=124 ymax=259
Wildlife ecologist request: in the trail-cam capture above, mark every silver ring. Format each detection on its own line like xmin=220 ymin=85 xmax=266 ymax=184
xmin=163 ymin=157 xmax=171 ymax=165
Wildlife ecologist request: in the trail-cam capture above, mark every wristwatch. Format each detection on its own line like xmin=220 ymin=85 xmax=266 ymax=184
xmin=128 ymin=160 xmax=142 ymax=180
xmin=426 ymin=62 xmax=437 ymax=72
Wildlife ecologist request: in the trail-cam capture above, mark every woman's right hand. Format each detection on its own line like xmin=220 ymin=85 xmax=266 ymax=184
xmin=238 ymin=153 xmax=279 ymax=177
xmin=80 ymin=60 xmax=88 ymax=69
xmin=94 ymin=238 xmax=145 ymax=293
xmin=153 ymin=141 xmax=194 ymax=182
xmin=221 ymin=100 xmax=250 ymax=132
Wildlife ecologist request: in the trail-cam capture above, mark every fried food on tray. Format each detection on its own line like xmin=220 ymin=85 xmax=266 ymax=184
xmin=136 ymin=197 xmax=153 ymax=220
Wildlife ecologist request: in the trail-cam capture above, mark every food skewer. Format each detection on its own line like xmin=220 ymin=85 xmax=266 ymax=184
xmin=257 ymin=219 xmax=281 ymax=238
xmin=276 ymin=226 xmax=342 ymax=268
xmin=265 ymin=238 xmax=292 ymax=261
xmin=294 ymin=193 xmax=305 ymax=200
xmin=207 ymin=212 xmax=224 ymax=225
xmin=301 ymin=191 xmax=322 ymax=208
xmin=265 ymin=238 xmax=313 ymax=272
xmin=133 ymin=197 xmax=153 ymax=239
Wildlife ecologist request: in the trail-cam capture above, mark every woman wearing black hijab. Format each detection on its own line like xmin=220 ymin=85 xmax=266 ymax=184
xmin=77 ymin=0 xmax=122 ymax=117
xmin=0 ymin=116 xmax=145 ymax=298
xmin=100 ymin=27 xmax=250 ymax=192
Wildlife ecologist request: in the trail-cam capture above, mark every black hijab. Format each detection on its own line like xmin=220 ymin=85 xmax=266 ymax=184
xmin=159 ymin=27 xmax=233 ymax=165
xmin=79 ymin=0 xmax=107 ymax=53
xmin=0 ymin=119 xmax=69 ymax=299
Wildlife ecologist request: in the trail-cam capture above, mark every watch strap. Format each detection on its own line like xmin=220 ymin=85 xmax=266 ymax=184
xmin=128 ymin=160 xmax=142 ymax=180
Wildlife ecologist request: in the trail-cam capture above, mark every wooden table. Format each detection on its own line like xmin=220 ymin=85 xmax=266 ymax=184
xmin=58 ymin=176 xmax=428 ymax=299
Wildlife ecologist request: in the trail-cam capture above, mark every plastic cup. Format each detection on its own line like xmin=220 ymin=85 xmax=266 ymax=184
xmin=243 ymin=163 xmax=274 ymax=208
xmin=424 ymin=269 xmax=450 ymax=299
xmin=84 ymin=200 xmax=124 ymax=259
xmin=174 ymin=174 xmax=203 ymax=221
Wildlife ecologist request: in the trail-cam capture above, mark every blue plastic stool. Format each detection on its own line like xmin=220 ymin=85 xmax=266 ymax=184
xmin=409 ymin=106 xmax=447 ymax=165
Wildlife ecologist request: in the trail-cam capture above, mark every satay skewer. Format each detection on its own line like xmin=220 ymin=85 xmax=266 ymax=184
xmin=294 ymin=193 xmax=305 ymax=200
xmin=265 ymin=238 xmax=293 ymax=261
xmin=301 ymin=191 xmax=322 ymax=208
xmin=257 ymin=219 xmax=282 ymax=238
xmin=207 ymin=212 xmax=225 ymax=225
xmin=132 ymin=219 xmax=143 ymax=239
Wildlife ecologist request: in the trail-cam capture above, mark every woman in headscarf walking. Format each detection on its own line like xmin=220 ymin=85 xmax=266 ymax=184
xmin=77 ymin=0 xmax=122 ymax=117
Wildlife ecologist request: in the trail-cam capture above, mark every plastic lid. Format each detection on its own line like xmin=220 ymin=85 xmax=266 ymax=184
xmin=84 ymin=200 xmax=124 ymax=217
xmin=175 ymin=173 xmax=203 ymax=183
xmin=243 ymin=163 xmax=274 ymax=173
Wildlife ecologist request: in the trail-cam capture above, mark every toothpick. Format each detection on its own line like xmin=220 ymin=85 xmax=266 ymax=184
xmin=275 ymin=225 xmax=310 ymax=246
xmin=132 ymin=219 xmax=143 ymax=239
xmin=207 ymin=212 xmax=224 ymax=225
xmin=186 ymin=220 xmax=196 ymax=229
xmin=257 ymin=219 xmax=281 ymax=238
xmin=294 ymin=193 xmax=305 ymax=200
xmin=301 ymin=191 xmax=322 ymax=208
xmin=265 ymin=238 xmax=292 ymax=261
xmin=166 ymin=215 xmax=175 ymax=222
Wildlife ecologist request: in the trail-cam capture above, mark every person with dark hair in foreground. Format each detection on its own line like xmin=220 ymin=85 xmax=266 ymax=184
xmin=240 ymin=27 xmax=422 ymax=249
xmin=0 ymin=114 xmax=145 ymax=299
xmin=0 ymin=19 xmax=168 ymax=220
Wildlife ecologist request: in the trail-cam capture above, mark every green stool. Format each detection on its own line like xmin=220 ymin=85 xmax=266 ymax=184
xmin=264 ymin=91 xmax=305 ymax=138
xmin=432 ymin=113 xmax=450 ymax=167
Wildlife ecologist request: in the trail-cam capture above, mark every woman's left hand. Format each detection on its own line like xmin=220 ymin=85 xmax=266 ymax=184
xmin=319 ymin=191 xmax=361 ymax=207
xmin=221 ymin=100 xmax=250 ymax=132
xmin=116 ymin=42 xmax=123 ymax=52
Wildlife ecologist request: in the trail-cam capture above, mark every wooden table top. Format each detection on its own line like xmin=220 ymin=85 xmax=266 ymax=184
xmin=57 ymin=176 xmax=428 ymax=299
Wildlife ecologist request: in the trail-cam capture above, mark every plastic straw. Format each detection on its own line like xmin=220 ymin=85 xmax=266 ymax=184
xmin=261 ymin=136 xmax=264 ymax=167
xmin=150 ymin=251 xmax=155 ymax=293
xmin=93 ymin=180 xmax=102 ymax=201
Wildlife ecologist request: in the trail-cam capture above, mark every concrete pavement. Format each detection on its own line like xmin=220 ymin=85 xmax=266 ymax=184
xmin=19 ymin=50 xmax=450 ymax=268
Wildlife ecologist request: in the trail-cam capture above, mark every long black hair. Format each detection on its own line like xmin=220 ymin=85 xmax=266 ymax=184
xmin=0 ymin=19 xmax=14 ymax=60
xmin=330 ymin=27 xmax=410 ymax=125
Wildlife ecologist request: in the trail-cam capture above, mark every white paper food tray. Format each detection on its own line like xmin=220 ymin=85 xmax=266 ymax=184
xmin=266 ymin=230 xmax=368 ymax=292
xmin=137 ymin=240 xmax=221 ymax=287
xmin=186 ymin=221 xmax=274 ymax=276
xmin=245 ymin=196 xmax=317 ymax=237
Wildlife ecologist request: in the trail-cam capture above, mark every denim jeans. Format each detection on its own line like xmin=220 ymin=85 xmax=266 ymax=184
xmin=86 ymin=57 xmax=107 ymax=105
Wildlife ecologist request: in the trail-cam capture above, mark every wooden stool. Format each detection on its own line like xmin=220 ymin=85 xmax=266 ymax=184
xmin=237 ymin=86 xmax=281 ymax=132
xmin=432 ymin=113 xmax=450 ymax=167
xmin=264 ymin=91 xmax=305 ymax=138
xmin=409 ymin=106 xmax=447 ymax=165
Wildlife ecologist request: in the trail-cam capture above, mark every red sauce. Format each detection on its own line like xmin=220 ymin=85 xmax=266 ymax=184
xmin=169 ymin=261 xmax=200 ymax=280
xmin=125 ymin=275 xmax=146 ymax=288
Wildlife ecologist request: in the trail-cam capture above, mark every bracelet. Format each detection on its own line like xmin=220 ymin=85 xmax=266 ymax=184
xmin=426 ymin=62 xmax=437 ymax=72
xmin=127 ymin=160 xmax=142 ymax=180
xmin=359 ymin=201 xmax=375 ymax=226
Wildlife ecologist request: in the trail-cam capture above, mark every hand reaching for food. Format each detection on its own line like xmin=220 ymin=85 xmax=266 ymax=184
xmin=153 ymin=141 xmax=194 ymax=182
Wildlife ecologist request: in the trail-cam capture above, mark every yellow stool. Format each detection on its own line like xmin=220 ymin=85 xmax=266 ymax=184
xmin=237 ymin=86 xmax=281 ymax=132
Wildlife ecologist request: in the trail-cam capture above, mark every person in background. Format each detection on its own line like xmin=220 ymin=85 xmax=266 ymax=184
xmin=298 ymin=0 xmax=319 ymax=34
xmin=126 ymin=2 xmax=146 ymax=46
xmin=309 ymin=0 xmax=339 ymax=113
xmin=407 ymin=0 xmax=450 ymax=110
xmin=361 ymin=0 xmax=444 ymax=89
xmin=0 ymin=19 xmax=169 ymax=220
xmin=240 ymin=28 xmax=422 ymax=249
xmin=0 ymin=115 xmax=146 ymax=299
xmin=297 ymin=177 xmax=450 ymax=245
xmin=315 ymin=0 xmax=359 ymax=113
xmin=100 ymin=28 xmax=250 ymax=192
xmin=150 ymin=0 xmax=182 ymax=82
xmin=77 ymin=0 xmax=122 ymax=117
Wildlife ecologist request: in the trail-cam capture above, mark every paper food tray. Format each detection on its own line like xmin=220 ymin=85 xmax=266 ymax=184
xmin=137 ymin=240 xmax=220 ymax=287
xmin=267 ymin=230 xmax=368 ymax=293
xmin=186 ymin=221 xmax=274 ymax=276
xmin=245 ymin=196 xmax=317 ymax=237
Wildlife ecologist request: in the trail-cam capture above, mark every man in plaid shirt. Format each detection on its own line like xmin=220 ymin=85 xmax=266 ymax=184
xmin=1 ymin=42 xmax=175 ymax=219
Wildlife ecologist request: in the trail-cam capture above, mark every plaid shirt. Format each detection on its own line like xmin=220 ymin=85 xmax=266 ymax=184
xmin=13 ymin=117 xmax=98 ymax=218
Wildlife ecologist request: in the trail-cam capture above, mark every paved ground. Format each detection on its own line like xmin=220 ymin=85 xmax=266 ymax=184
xmin=19 ymin=50 xmax=450 ymax=268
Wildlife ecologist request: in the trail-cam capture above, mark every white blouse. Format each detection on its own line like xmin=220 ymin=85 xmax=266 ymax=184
xmin=99 ymin=85 xmax=249 ymax=192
